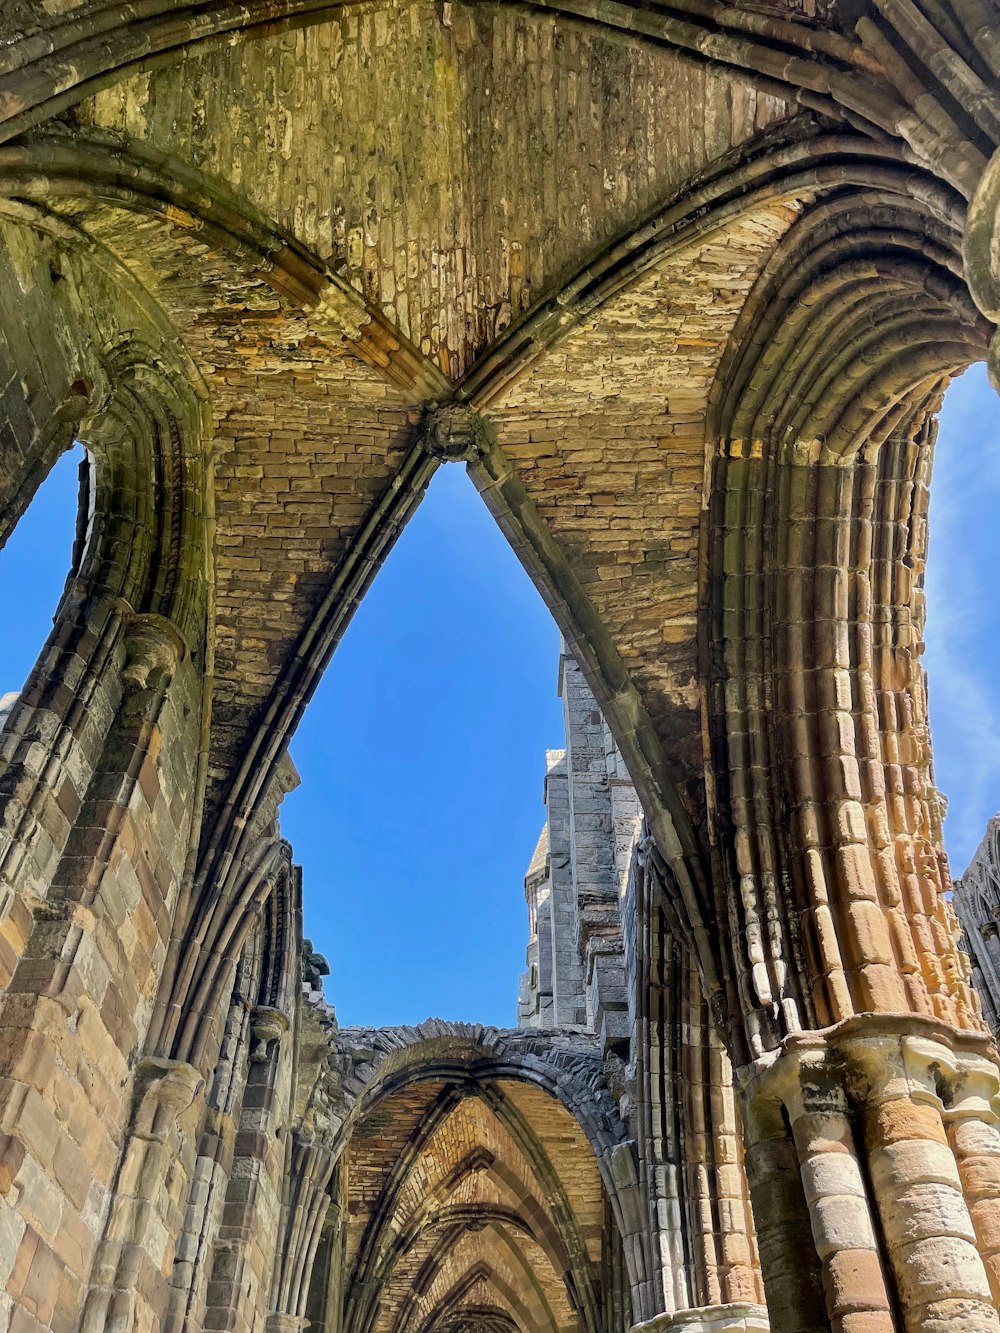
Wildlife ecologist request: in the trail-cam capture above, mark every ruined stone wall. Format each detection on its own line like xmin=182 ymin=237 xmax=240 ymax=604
xmin=1 ymin=0 xmax=1000 ymax=1327
xmin=517 ymin=653 xmax=766 ymax=1325
xmin=955 ymin=816 xmax=1000 ymax=1033
xmin=518 ymin=650 xmax=641 ymax=1045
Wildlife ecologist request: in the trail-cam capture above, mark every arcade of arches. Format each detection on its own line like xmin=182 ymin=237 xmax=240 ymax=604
xmin=2 ymin=1 xmax=1000 ymax=1330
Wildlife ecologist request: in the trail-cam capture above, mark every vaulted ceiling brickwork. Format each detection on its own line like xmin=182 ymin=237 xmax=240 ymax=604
xmin=342 ymin=1077 xmax=608 ymax=1333
xmin=487 ymin=201 xmax=802 ymax=815
xmin=78 ymin=7 xmax=788 ymax=377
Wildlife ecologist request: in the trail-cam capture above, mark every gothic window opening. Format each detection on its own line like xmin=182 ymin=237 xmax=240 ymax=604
xmin=281 ymin=462 xmax=563 ymax=1028
xmin=0 ymin=442 xmax=88 ymax=728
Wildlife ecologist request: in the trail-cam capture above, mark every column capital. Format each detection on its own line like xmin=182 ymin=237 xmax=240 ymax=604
xmin=122 ymin=613 xmax=187 ymax=692
xmin=130 ymin=1055 xmax=204 ymax=1137
xmin=739 ymin=1013 xmax=998 ymax=1108
xmin=630 ymin=1304 xmax=769 ymax=1333
xmin=249 ymin=1005 xmax=291 ymax=1063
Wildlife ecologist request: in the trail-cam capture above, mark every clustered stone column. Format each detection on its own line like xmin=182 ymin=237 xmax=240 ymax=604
xmin=625 ymin=842 xmax=767 ymax=1333
xmin=267 ymin=1133 xmax=335 ymax=1333
xmin=743 ymin=1021 xmax=1000 ymax=1333
xmin=0 ymin=599 xmax=205 ymax=1332
xmin=81 ymin=1058 xmax=204 ymax=1332
xmin=704 ymin=168 xmax=998 ymax=1331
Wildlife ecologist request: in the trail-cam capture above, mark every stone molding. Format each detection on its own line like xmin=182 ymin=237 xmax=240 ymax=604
xmin=737 ymin=1012 xmax=999 ymax=1110
xmin=631 ymin=1304 xmax=769 ymax=1333
xmin=121 ymin=612 xmax=188 ymax=693
xmin=250 ymin=1004 xmax=292 ymax=1062
xmin=964 ymin=145 xmax=1000 ymax=380
xmin=130 ymin=1054 xmax=205 ymax=1136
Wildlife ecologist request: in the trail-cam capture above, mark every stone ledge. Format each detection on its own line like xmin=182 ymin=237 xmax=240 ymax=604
xmin=631 ymin=1305 xmax=770 ymax=1333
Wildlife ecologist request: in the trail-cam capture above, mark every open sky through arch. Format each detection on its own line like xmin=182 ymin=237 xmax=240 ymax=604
xmin=923 ymin=362 xmax=1000 ymax=874
xmin=0 ymin=371 xmax=998 ymax=1027
xmin=0 ymin=445 xmax=83 ymax=698
xmin=280 ymin=463 xmax=563 ymax=1029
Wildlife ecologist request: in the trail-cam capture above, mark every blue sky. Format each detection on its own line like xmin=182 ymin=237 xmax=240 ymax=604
xmin=1 ymin=365 xmax=998 ymax=1025
xmin=923 ymin=361 xmax=1000 ymax=872
xmin=280 ymin=464 xmax=562 ymax=1028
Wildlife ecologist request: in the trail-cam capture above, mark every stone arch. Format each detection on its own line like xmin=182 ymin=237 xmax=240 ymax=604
xmin=0 ymin=9 xmax=997 ymax=1328
xmin=452 ymin=124 xmax=982 ymax=1022
xmin=0 ymin=204 xmax=221 ymax=1331
xmin=0 ymin=205 xmax=213 ymax=955
xmin=8 ymin=105 xmax=983 ymax=1037
xmin=0 ymin=129 xmax=447 ymax=401
xmin=323 ymin=1025 xmax=629 ymax=1156
xmin=12 ymin=63 xmax=984 ymax=1037
xmin=300 ymin=1029 xmax=635 ymax=1333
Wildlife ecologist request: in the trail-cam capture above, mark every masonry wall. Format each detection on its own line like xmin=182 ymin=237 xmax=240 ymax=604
xmin=518 ymin=650 xmax=642 ymax=1045
xmin=954 ymin=816 xmax=1000 ymax=1033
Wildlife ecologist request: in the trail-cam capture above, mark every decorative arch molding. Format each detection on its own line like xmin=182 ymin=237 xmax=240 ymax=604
xmin=320 ymin=1025 xmax=630 ymax=1163
xmin=700 ymin=173 xmax=990 ymax=1062
xmin=0 ymin=129 xmax=448 ymax=400
xmin=708 ymin=192 xmax=989 ymax=458
xmin=152 ymin=823 xmax=294 ymax=1068
xmin=675 ymin=117 xmax=1000 ymax=1333
xmin=157 ymin=116 xmax=990 ymax=1044
xmin=0 ymin=200 xmax=226 ymax=1333
xmin=371 ymin=1194 xmax=576 ymax=1308
xmin=0 ymin=201 xmax=214 ymax=934
xmin=432 ymin=1304 xmax=519 ymax=1333
xmin=119 ymin=760 xmax=304 ymax=1333
xmin=389 ymin=1216 xmax=565 ymax=1333
xmin=458 ymin=125 xmax=968 ymax=409
xmin=6 ymin=102 xmax=985 ymax=1045
xmin=0 ymin=198 xmax=212 ymax=604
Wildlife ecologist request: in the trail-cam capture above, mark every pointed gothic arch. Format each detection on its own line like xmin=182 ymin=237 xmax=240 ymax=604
xmin=0 ymin=4 xmax=999 ymax=1331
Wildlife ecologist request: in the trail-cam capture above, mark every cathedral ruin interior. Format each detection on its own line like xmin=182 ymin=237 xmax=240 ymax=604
xmin=2 ymin=0 xmax=1000 ymax=1330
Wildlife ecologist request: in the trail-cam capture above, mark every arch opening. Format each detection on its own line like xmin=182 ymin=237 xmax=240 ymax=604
xmin=280 ymin=463 xmax=563 ymax=1029
xmin=0 ymin=441 xmax=88 ymax=727
xmin=305 ymin=1052 xmax=627 ymax=1333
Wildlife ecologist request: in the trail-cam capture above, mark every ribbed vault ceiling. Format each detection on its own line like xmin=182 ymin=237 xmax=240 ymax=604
xmin=2 ymin=0 xmax=985 ymax=947
xmin=78 ymin=6 xmax=789 ymax=377
xmin=35 ymin=5 xmax=800 ymax=846
xmin=342 ymin=1078 xmax=607 ymax=1333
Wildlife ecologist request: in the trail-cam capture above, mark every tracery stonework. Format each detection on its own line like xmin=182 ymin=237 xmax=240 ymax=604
xmin=1 ymin=1 xmax=1000 ymax=1329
